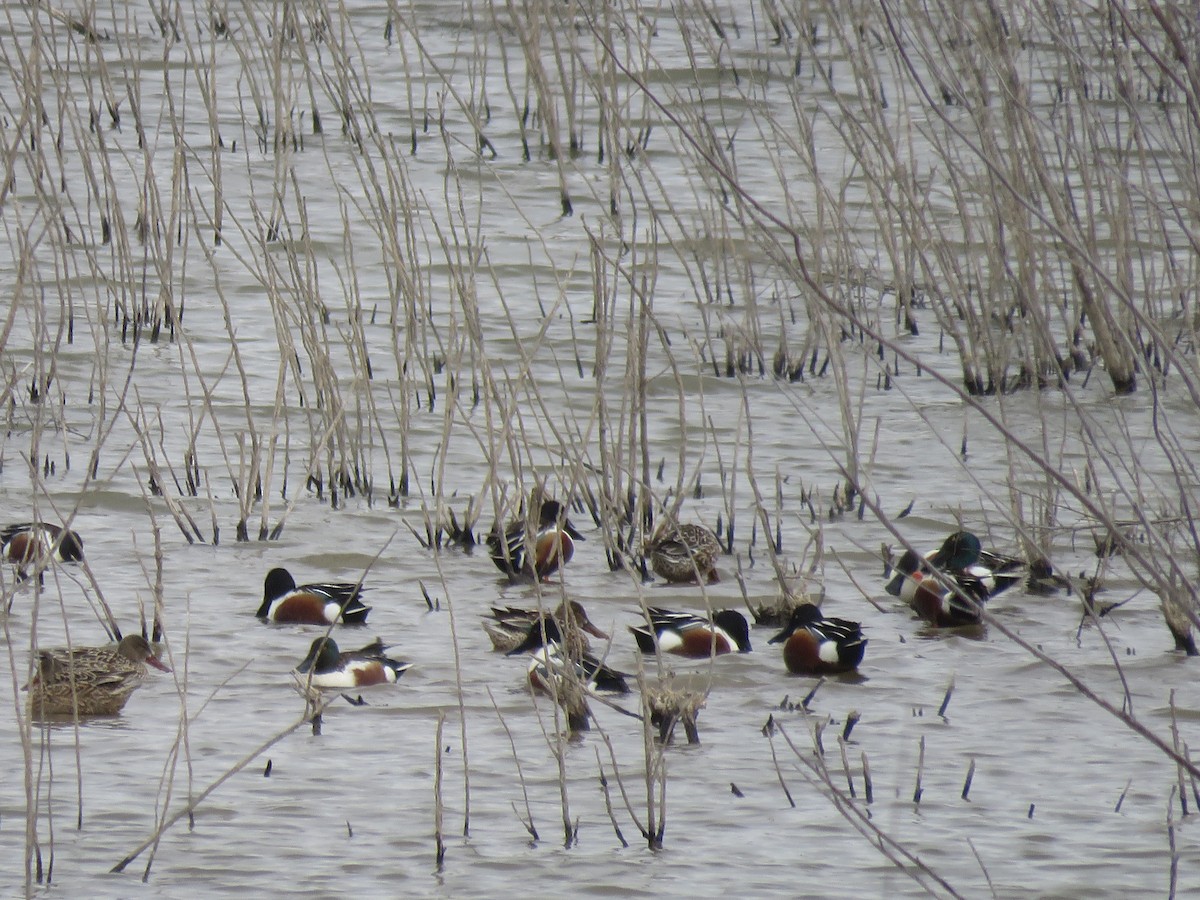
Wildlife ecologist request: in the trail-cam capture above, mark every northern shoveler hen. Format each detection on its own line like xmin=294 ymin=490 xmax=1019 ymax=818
xmin=629 ymin=607 xmax=752 ymax=657
xmin=2 ymin=522 xmax=84 ymax=580
xmin=27 ymin=634 xmax=171 ymax=717
xmin=482 ymin=600 xmax=608 ymax=655
xmin=1024 ymin=556 xmax=1072 ymax=595
xmin=885 ymin=531 xmax=1017 ymax=626
xmin=507 ymin=617 xmax=631 ymax=694
xmin=646 ymin=522 xmax=721 ymax=584
xmin=487 ymin=499 xmax=584 ymax=581
xmin=532 ymin=660 xmax=593 ymax=733
xmin=974 ymin=546 xmax=1069 ymax=595
xmin=294 ymin=637 xmax=412 ymax=689
xmin=257 ymin=567 xmax=371 ymax=625
xmin=767 ymin=604 xmax=866 ymax=674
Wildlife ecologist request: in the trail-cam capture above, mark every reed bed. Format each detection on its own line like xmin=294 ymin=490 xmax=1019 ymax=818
xmin=1 ymin=0 xmax=1199 ymax=893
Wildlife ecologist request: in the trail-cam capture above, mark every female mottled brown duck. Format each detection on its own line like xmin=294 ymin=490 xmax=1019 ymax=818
xmin=481 ymin=600 xmax=608 ymax=656
xmin=27 ymin=634 xmax=171 ymax=717
xmin=647 ymin=523 xmax=721 ymax=585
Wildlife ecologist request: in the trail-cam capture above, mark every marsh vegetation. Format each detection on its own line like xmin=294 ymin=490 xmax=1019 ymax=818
xmin=1 ymin=0 xmax=1199 ymax=895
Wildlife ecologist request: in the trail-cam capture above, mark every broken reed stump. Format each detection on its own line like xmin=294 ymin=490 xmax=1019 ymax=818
xmin=838 ymin=737 xmax=855 ymax=798
xmin=434 ymin=712 xmax=446 ymax=868
xmin=842 ymin=710 xmax=860 ymax=741
xmin=962 ymin=758 xmax=976 ymax=800
xmin=861 ymin=751 xmax=874 ymax=804
xmin=1114 ymin=778 xmax=1132 ymax=813
xmin=938 ymin=677 xmax=955 ymax=719
xmin=646 ymin=683 xmax=707 ymax=744
xmin=914 ymin=735 xmax=926 ymax=804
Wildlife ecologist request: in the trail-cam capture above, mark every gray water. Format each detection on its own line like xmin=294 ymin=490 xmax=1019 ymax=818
xmin=1 ymin=1 xmax=1198 ymax=897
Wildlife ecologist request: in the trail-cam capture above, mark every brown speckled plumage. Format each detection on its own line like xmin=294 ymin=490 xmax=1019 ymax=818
xmin=27 ymin=635 xmax=170 ymax=717
xmin=647 ymin=523 xmax=721 ymax=584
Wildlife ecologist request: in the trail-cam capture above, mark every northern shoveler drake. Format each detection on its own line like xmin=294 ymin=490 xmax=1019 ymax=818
xmin=27 ymin=634 xmax=171 ymax=717
xmin=646 ymin=522 xmax=721 ymax=584
xmin=629 ymin=607 xmax=752 ymax=657
xmin=294 ymin=637 xmax=412 ymax=689
xmin=482 ymin=600 xmax=608 ymax=655
xmin=487 ymin=499 xmax=584 ymax=581
xmin=507 ymin=617 xmax=631 ymax=694
xmin=767 ymin=604 xmax=866 ymax=674
xmin=953 ymin=532 xmax=1027 ymax=593
xmin=2 ymin=522 xmax=84 ymax=581
xmin=887 ymin=551 xmax=988 ymax=626
xmin=885 ymin=531 xmax=1017 ymax=626
xmin=257 ymin=567 xmax=371 ymax=625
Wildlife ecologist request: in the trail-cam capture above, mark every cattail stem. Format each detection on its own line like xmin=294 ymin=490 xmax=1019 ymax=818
xmin=839 ymin=737 xmax=855 ymax=798
xmin=762 ymin=716 xmax=796 ymax=808
xmin=1115 ymin=778 xmax=1132 ymax=813
xmin=842 ymin=710 xmax=860 ymax=742
xmin=913 ymin=736 xmax=926 ymax=804
xmin=1167 ymin=785 xmax=1180 ymax=897
xmin=594 ymin=748 xmax=628 ymax=848
xmin=862 ymin=752 xmax=874 ymax=804
xmin=938 ymin=677 xmax=955 ymax=719
xmin=434 ymin=713 xmax=446 ymax=869
xmin=1169 ymin=690 xmax=1189 ymax=816
xmin=801 ymin=677 xmax=825 ymax=710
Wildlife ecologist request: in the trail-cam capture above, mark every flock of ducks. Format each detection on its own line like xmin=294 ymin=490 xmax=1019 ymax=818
xmin=474 ymin=503 xmax=1058 ymax=731
xmin=3 ymin=500 xmax=1061 ymax=727
xmin=257 ymin=568 xmax=412 ymax=689
xmin=467 ymin=503 xmax=1054 ymax=731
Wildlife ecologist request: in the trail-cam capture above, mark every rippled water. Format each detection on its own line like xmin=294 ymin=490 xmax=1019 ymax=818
xmin=1 ymin=1 xmax=1199 ymax=897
